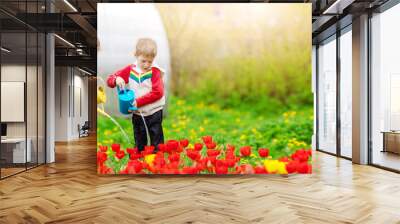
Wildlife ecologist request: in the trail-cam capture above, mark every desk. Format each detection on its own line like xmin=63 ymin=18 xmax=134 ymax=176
xmin=382 ymin=131 xmax=400 ymax=154
xmin=1 ymin=138 xmax=31 ymax=163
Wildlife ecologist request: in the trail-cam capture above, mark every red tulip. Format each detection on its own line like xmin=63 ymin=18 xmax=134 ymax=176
xmin=115 ymin=150 xmax=125 ymax=160
xmin=97 ymin=152 xmax=107 ymax=164
xmin=126 ymin=147 xmax=138 ymax=155
xmin=206 ymin=142 xmax=217 ymax=149
xmin=258 ymin=148 xmax=269 ymax=158
xmin=215 ymin=159 xmax=227 ymax=167
xmin=225 ymin=159 xmax=236 ymax=168
xmin=240 ymin=164 xmax=254 ymax=174
xmin=215 ymin=165 xmax=228 ymax=174
xmin=208 ymin=156 xmax=217 ymax=165
xmin=98 ymin=163 xmax=113 ymax=174
xmin=225 ymin=151 xmax=236 ymax=159
xmin=207 ymin=149 xmax=220 ymax=157
xmin=157 ymin=143 xmax=166 ymax=152
xmin=125 ymin=160 xmax=143 ymax=173
xmin=166 ymin=140 xmax=179 ymax=152
xmin=297 ymin=162 xmax=309 ymax=174
xmin=181 ymin=167 xmax=198 ymax=174
xmin=130 ymin=153 xmax=142 ymax=160
xmin=180 ymin=139 xmax=189 ymax=148
xmin=144 ymin=145 xmax=155 ymax=154
xmin=176 ymin=145 xmax=184 ymax=153
xmin=286 ymin=161 xmax=298 ymax=174
xmin=99 ymin=145 xmax=108 ymax=152
xmin=240 ymin=146 xmax=251 ymax=157
xmin=254 ymin=166 xmax=267 ymax=174
xmin=167 ymin=161 xmax=180 ymax=169
xmin=226 ymin=144 xmax=235 ymax=153
xmin=155 ymin=157 xmax=166 ymax=167
xmin=168 ymin=153 xmax=180 ymax=163
xmin=202 ymin=136 xmax=213 ymax=144
xmin=196 ymin=159 xmax=207 ymax=171
xmin=187 ymin=149 xmax=201 ymax=161
xmin=194 ymin=143 xmax=203 ymax=151
xmin=111 ymin=143 xmax=120 ymax=152
xmin=279 ymin=157 xmax=289 ymax=162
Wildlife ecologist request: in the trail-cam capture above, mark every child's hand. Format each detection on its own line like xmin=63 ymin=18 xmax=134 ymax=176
xmin=115 ymin=77 xmax=125 ymax=90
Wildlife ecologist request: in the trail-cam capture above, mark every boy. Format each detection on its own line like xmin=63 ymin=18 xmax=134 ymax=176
xmin=107 ymin=38 xmax=165 ymax=152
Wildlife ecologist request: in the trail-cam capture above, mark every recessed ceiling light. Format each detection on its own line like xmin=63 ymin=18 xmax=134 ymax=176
xmin=78 ymin=67 xmax=93 ymax=76
xmin=63 ymin=0 xmax=78 ymax=12
xmin=1 ymin=47 xmax=11 ymax=53
xmin=54 ymin=34 xmax=75 ymax=48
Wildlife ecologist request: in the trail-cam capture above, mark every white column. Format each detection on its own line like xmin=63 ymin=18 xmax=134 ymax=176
xmin=352 ymin=14 xmax=369 ymax=164
xmin=46 ymin=0 xmax=55 ymax=163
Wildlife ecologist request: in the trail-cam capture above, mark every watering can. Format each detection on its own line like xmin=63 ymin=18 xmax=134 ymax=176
xmin=117 ymin=87 xmax=137 ymax=114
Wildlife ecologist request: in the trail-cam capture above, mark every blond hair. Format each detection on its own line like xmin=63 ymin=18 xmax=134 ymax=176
xmin=134 ymin=38 xmax=157 ymax=58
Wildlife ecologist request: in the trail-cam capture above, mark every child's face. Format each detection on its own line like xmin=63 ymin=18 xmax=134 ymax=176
xmin=137 ymin=55 xmax=154 ymax=72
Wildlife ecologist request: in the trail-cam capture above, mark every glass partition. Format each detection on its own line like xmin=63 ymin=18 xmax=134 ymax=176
xmin=1 ymin=27 xmax=28 ymax=178
xmin=317 ymin=35 xmax=337 ymax=154
xmin=0 ymin=1 xmax=46 ymax=179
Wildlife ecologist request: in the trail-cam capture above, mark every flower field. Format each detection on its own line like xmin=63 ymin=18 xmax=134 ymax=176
xmin=97 ymin=96 xmax=313 ymax=175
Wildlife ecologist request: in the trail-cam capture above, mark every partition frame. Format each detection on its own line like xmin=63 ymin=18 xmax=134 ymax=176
xmin=0 ymin=0 xmax=48 ymax=180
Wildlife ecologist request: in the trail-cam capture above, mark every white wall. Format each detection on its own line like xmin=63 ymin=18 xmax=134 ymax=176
xmin=54 ymin=67 xmax=89 ymax=141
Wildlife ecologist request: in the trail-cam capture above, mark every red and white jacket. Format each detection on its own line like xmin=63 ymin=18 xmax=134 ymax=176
xmin=107 ymin=63 xmax=165 ymax=116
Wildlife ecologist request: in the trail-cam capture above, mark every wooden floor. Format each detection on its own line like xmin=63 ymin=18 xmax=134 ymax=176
xmin=0 ymin=135 xmax=400 ymax=224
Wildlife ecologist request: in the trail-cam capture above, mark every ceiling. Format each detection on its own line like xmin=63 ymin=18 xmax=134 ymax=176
xmin=0 ymin=0 xmax=393 ymax=74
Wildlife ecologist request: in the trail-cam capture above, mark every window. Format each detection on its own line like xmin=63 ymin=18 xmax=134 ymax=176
xmin=371 ymin=3 xmax=400 ymax=171
xmin=339 ymin=27 xmax=352 ymax=158
xmin=318 ymin=35 xmax=337 ymax=154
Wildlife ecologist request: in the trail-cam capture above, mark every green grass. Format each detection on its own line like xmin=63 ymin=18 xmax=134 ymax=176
xmin=97 ymin=95 xmax=313 ymax=159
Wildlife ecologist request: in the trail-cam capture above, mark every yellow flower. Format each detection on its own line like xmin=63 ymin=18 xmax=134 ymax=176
xmin=145 ymin=154 xmax=156 ymax=165
xmin=240 ymin=134 xmax=247 ymax=140
xmin=196 ymin=102 xmax=205 ymax=109
xmin=177 ymin=100 xmax=185 ymax=106
xmin=97 ymin=86 xmax=106 ymax=104
xmin=277 ymin=162 xmax=288 ymax=174
xmin=264 ymin=160 xmax=279 ymax=173
xmin=199 ymin=126 xmax=205 ymax=132
xmin=104 ymin=130 xmax=112 ymax=136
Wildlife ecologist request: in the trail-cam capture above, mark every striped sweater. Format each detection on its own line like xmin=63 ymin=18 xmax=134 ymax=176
xmin=107 ymin=63 xmax=165 ymax=116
